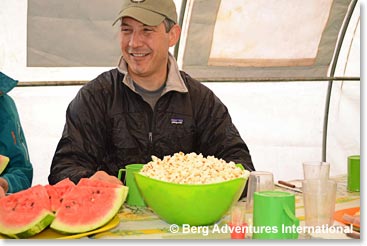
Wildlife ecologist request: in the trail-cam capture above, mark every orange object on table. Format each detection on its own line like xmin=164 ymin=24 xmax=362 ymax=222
xmin=228 ymin=222 xmax=247 ymax=239
xmin=334 ymin=207 xmax=360 ymax=231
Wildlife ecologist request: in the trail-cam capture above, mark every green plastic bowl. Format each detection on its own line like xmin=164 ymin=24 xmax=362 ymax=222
xmin=134 ymin=168 xmax=247 ymax=226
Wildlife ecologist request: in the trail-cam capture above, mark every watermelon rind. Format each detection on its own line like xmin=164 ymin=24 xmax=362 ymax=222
xmin=50 ymin=186 xmax=128 ymax=234
xmin=0 ymin=185 xmax=54 ymax=239
xmin=0 ymin=155 xmax=10 ymax=175
xmin=0 ymin=211 xmax=55 ymax=239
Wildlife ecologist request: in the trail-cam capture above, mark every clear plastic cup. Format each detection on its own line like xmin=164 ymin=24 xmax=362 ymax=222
xmin=302 ymin=161 xmax=330 ymax=180
xmin=302 ymin=179 xmax=337 ymax=226
xmin=245 ymin=171 xmax=274 ymax=226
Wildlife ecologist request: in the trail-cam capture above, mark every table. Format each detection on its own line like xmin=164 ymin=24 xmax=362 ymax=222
xmin=0 ymin=175 xmax=359 ymax=240
xmin=90 ymin=175 xmax=360 ymax=239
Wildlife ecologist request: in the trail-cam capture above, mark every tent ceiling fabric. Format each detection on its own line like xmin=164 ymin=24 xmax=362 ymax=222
xmin=177 ymin=0 xmax=354 ymax=80
xmin=26 ymin=0 xmax=355 ymax=81
xmin=27 ymin=0 xmax=121 ymax=67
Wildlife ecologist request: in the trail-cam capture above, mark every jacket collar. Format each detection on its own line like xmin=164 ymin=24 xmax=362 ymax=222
xmin=117 ymin=53 xmax=188 ymax=94
xmin=0 ymin=72 xmax=18 ymax=96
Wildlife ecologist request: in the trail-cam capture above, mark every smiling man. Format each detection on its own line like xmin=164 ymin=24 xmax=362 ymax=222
xmin=48 ymin=0 xmax=255 ymax=196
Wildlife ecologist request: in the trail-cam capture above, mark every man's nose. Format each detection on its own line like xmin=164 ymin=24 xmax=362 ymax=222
xmin=129 ymin=31 xmax=143 ymax=47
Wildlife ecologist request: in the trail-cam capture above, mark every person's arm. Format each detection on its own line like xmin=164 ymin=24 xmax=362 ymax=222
xmin=48 ymin=81 xmax=111 ymax=185
xmin=0 ymin=96 xmax=33 ymax=193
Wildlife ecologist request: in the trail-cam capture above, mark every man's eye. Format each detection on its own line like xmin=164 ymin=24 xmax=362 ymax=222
xmin=120 ymin=28 xmax=132 ymax=33
xmin=143 ymin=28 xmax=153 ymax=32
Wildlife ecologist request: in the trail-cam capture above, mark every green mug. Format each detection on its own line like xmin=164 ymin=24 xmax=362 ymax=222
xmin=118 ymin=164 xmax=146 ymax=207
xmin=253 ymin=191 xmax=299 ymax=239
xmin=347 ymin=155 xmax=360 ymax=192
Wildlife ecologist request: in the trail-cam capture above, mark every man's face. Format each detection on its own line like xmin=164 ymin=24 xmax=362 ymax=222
xmin=119 ymin=17 xmax=180 ymax=81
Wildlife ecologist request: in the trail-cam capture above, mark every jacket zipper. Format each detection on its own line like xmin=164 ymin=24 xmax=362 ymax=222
xmin=147 ymin=93 xmax=165 ymax=154
xmin=147 ymin=106 xmax=154 ymax=154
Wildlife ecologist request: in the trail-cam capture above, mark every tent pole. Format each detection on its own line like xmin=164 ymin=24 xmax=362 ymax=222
xmin=322 ymin=0 xmax=358 ymax=162
xmin=174 ymin=0 xmax=188 ymax=60
xmin=17 ymin=76 xmax=360 ymax=87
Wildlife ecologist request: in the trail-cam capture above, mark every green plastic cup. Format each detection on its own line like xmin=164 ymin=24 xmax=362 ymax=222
xmin=347 ymin=155 xmax=360 ymax=192
xmin=118 ymin=164 xmax=146 ymax=207
xmin=253 ymin=191 xmax=299 ymax=239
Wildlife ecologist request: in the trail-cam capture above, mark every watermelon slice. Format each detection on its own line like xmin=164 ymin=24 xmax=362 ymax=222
xmin=50 ymin=183 xmax=128 ymax=234
xmin=0 ymin=154 xmax=10 ymax=175
xmin=45 ymin=178 xmax=76 ymax=212
xmin=0 ymin=185 xmax=55 ymax=238
xmin=77 ymin=177 xmax=123 ymax=188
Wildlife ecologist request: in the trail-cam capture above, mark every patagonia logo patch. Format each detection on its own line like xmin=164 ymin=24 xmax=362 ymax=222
xmin=171 ymin=118 xmax=184 ymax=125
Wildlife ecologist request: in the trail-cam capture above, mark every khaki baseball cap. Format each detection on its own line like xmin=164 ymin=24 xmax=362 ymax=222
xmin=113 ymin=0 xmax=178 ymax=26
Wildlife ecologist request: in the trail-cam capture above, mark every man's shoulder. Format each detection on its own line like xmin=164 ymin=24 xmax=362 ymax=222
xmin=93 ymin=68 xmax=122 ymax=85
xmin=70 ymin=69 xmax=124 ymax=109
xmin=83 ymin=68 xmax=123 ymax=91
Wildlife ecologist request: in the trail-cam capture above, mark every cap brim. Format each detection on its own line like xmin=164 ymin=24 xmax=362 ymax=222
xmin=113 ymin=7 xmax=165 ymax=26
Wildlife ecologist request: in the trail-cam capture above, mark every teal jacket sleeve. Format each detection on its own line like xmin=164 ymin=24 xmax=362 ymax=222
xmin=0 ymin=94 xmax=33 ymax=193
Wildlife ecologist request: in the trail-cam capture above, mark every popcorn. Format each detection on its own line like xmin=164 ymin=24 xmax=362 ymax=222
xmin=140 ymin=152 xmax=250 ymax=184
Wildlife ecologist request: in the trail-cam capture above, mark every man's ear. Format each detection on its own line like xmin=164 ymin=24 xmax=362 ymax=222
xmin=168 ymin=24 xmax=181 ymax=47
